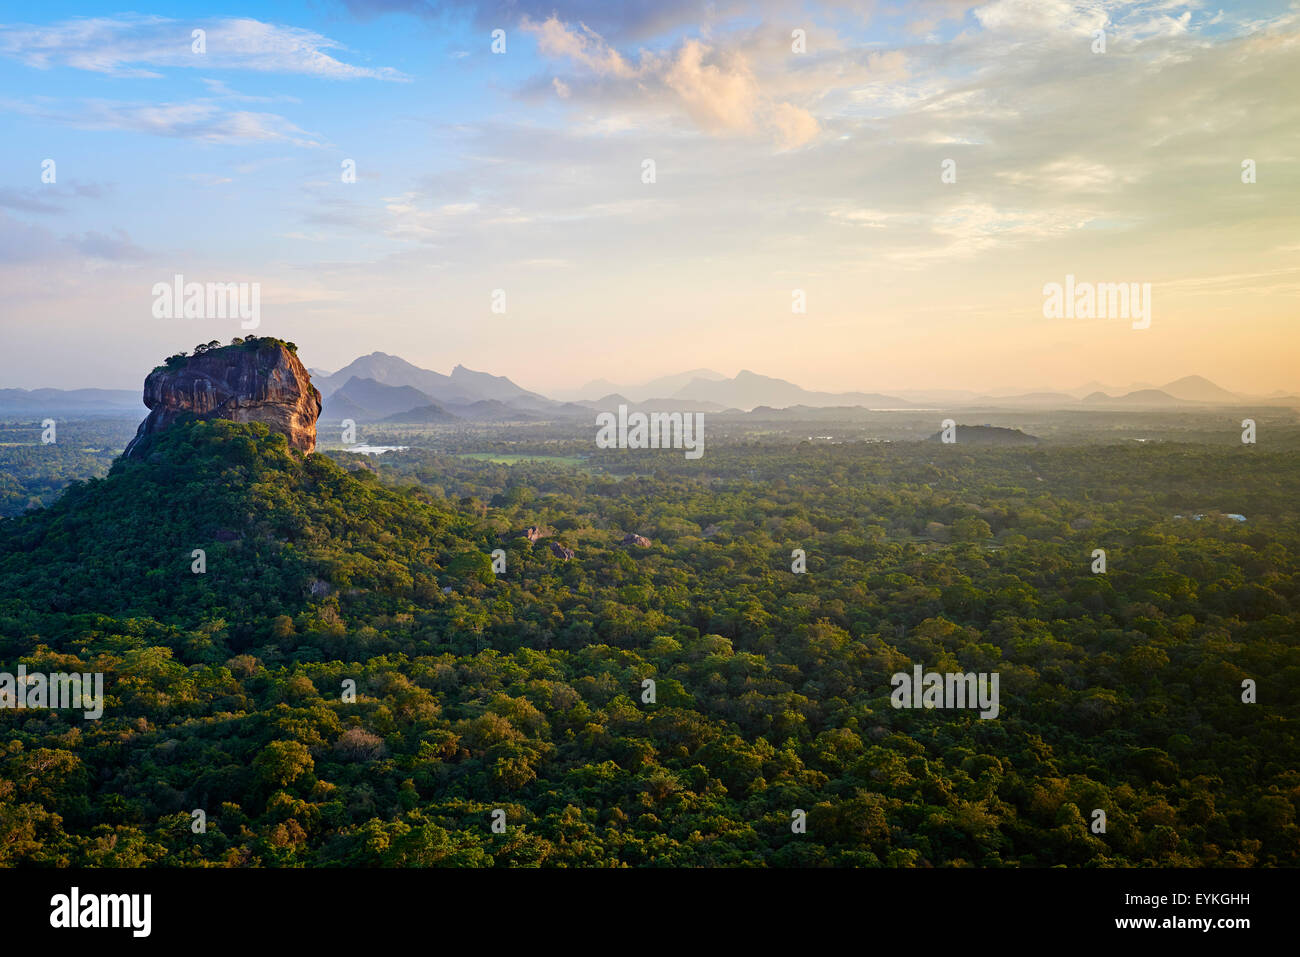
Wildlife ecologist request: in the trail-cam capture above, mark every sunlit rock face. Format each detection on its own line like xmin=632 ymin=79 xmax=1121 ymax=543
xmin=124 ymin=339 xmax=322 ymax=459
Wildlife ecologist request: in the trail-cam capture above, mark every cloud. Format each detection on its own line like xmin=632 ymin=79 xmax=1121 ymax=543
xmin=0 ymin=212 xmax=145 ymax=264
xmin=0 ymin=15 xmax=406 ymax=80
xmin=299 ymin=1 xmax=1300 ymax=281
xmin=528 ymin=16 xmax=635 ymax=77
xmin=0 ymin=182 xmax=111 ymax=215
xmin=766 ymin=101 xmax=821 ymax=149
xmin=521 ymin=16 xmax=821 ymax=147
xmin=663 ymin=39 xmax=760 ymax=133
xmin=68 ymin=229 xmax=147 ymax=261
xmin=0 ymin=212 xmax=60 ymax=263
xmin=185 ymin=174 xmax=236 ymax=186
xmin=1 ymin=98 xmax=326 ymax=147
xmin=342 ymin=0 xmax=783 ymax=41
xmin=0 ymin=188 xmax=67 ymax=215
xmin=972 ymin=0 xmax=1105 ymax=36
xmin=997 ymin=159 xmax=1138 ymax=193
xmin=199 ymin=78 xmax=300 ymax=103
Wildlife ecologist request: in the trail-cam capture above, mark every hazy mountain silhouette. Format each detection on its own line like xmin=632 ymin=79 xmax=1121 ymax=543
xmin=1083 ymin=389 xmax=1186 ymax=407
xmin=670 ymin=370 xmax=912 ymax=411
xmin=0 ymin=387 xmax=144 ymax=415
xmin=1158 ymin=375 xmax=1242 ymax=404
xmin=564 ymin=369 xmax=726 ymax=402
xmin=314 ymin=353 xmax=543 ymax=408
xmin=13 ymin=348 xmax=1290 ymax=416
xmin=381 ymin=403 xmax=459 ymax=424
xmin=447 ymin=363 xmax=547 ymax=403
xmin=323 ymin=376 xmax=439 ymax=420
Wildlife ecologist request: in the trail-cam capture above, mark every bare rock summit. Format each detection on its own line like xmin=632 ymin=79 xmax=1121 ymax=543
xmin=124 ymin=337 xmax=322 ymax=459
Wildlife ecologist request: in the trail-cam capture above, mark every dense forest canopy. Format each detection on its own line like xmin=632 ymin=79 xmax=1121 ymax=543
xmin=0 ymin=417 xmax=1296 ymax=866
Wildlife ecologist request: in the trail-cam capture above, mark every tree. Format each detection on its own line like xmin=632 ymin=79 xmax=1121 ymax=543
xmin=952 ymin=516 xmax=992 ymax=542
xmin=254 ymin=741 xmax=314 ymax=790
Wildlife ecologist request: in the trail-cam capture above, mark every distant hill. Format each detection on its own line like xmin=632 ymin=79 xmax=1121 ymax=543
xmin=671 ymin=370 xmax=911 ymax=411
xmin=319 ymin=392 xmax=371 ymax=423
xmin=446 ymin=364 xmax=547 ymax=403
xmin=0 ymin=387 xmax=144 ymax=415
xmin=444 ymin=399 xmax=542 ymax=422
xmin=1070 ymin=380 xmax=1155 ymax=398
xmin=1083 ymin=389 xmax=1186 ymax=407
xmin=1068 ymin=376 xmax=1242 ymax=404
xmin=574 ymin=394 xmax=728 ymax=414
xmin=322 ymin=376 xmax=438 ymax=421
xmin=925 ymin=425 xmax=1041 ymax=445
xmin=1159 ymin=375 xmax=1241 ymax=404
xmin=628 ymin=369 xmax=727 ymax=402
xmin=314 ymin=353 xmax=544 ymax=408
xmin=314 ymin=352 xmax=458 ymax=399
xmin=566 ymin=378 xmax=621 ymax=400
xmin=381 ymin=403 xmax=459 ymax=424
xmin=968 ymin=392 xmax=1080 ymax=407
xmin=561 ymin=369 xmax=726 ymax=402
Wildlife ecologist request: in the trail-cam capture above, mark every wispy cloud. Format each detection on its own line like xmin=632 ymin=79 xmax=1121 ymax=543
xmin=1 ymin=97 xmax=326 ymax=147
xmin=0 ymin=15 xmax=407 ymax=80
xmin=0 ymin=181 xmax=109 ymax=214
xmin=68 ymin=228 xmax=147 ymax=261
xmin=0 ymin=212 xmax=145 ymax=264
xmin=199 ymin=77 xmax=301 ymax=103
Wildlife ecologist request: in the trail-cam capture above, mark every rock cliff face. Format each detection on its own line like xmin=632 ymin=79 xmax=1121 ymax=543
xmin=124 ymin=339 xmax=322 ymax=458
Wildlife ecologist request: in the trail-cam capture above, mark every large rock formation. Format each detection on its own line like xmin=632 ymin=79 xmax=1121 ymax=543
xmin=124 ymin=338 xmax=321 ymax=458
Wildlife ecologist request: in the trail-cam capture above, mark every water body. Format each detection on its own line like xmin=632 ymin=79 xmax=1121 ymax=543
xmin=347 ymin=445 xmax=409 ymax=456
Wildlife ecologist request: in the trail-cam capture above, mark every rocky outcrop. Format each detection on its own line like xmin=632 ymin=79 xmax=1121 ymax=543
xmin=124 ymin=338 xmax=321 ymax=459
xmin=548 ymin=541 xmax=575 ymax=560
xmin=620 ymin=533 xmax=652 ymax=547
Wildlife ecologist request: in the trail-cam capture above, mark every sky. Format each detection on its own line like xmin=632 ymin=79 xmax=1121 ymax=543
xmin=0 ymin=0 xmax=1297 ymax=396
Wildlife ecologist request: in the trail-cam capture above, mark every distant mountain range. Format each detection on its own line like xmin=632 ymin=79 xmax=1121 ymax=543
xmin=315 ymin=353 xmax=547 ymax=405
xmin=308 ymin=353 xmax=568 ymax=423
xmin=310 ymin=361 xmax=1300 ymax=421
xmin=665 ymin=370 xmax=913 ymax=410
xmin=4 ymin=354 xmax=1294 ymax=421
xmin=561 ymin=370 xmax=1293 ymax=411
xmin=0 ymin=387 xmax=144 ymax=416
xmin=891 ymin=375 xmax=1293 ymax=411
xmin=558 ymin=368 xmax=728 ymax=403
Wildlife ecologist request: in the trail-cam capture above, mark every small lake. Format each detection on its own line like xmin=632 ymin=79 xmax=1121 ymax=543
xmin=347 ymin=445 xmax=409 ymax=456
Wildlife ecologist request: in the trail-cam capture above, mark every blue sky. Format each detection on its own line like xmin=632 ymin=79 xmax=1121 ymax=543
xmin=1 ymin=1 xmax=1297 ymax=396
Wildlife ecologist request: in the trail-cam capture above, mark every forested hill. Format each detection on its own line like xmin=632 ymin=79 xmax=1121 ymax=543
xmin=0 ymin=419 xmax=469 ymax=638
xmin=0 ymin=422 xmax=1296 ymax=866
